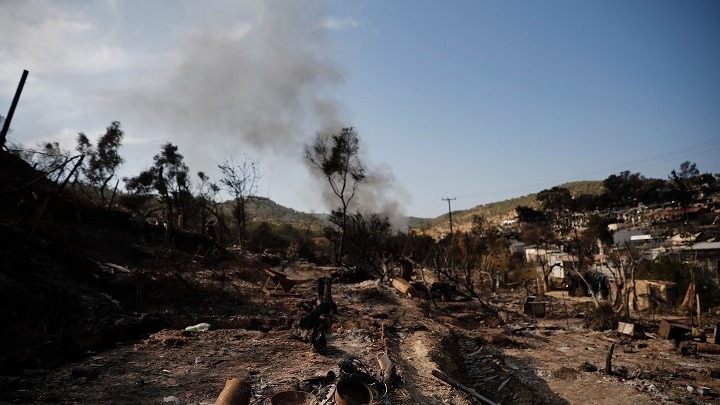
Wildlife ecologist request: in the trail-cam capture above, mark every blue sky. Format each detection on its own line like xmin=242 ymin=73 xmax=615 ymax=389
xmin=1 ymin=1 xmax=718 ymax=219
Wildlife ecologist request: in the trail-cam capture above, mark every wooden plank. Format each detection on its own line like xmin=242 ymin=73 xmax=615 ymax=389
xmin=392 ymin=278 xmax=416 ymax=297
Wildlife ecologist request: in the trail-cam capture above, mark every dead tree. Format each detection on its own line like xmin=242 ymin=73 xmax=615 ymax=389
xmin=569 ymin=228 xmax=600 ymax=308
xmin=434 ymin=264 xmax=504 ymax=325
xmin=382 ymin=255 xmax=415 ymax=281
xmin=218 ymin=155 xmax=259 ymax=247
xmin=608 ymin=243 xmax=639 ymax=318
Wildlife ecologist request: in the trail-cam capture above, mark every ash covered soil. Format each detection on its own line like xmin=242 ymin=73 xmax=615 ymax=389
xmin=3 ymin=245 xmax=720 ymax=405
xmin=2 ymin=154 xmax=720 ymax=404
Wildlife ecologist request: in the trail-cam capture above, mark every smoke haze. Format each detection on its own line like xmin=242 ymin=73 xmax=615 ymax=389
xmin=1 ymin=0 xmax=409 ymax=222
xmin=113 ymin=0 xmax=343 ymax=153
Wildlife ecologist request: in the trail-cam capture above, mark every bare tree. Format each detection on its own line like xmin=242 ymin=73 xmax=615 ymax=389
xmin=195 ymin=171 xmax=220 ymax=233
xmin=430 ymin=216 xmax=506 ymax=321
xmin=607 ymin=244 xmax=640 ymax=318
xmin=218 ymin=155 xmax=259 ymax=247
xmin=17 ymin=141 xmax=75 ymax=182
xmin=569 ymin=228 xmax=600 ymax=308
xmin=304 ymin=127 xmax=366 ymax=263
xmin=341 ymin=211 xmax=393 ymax=279
xmin=521 ymin=221 xmax=556 ymax=292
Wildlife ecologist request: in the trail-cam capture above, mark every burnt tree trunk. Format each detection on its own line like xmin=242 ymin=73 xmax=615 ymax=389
xmin=292 ymin=277 xmax=338 ymax=352
xmin=605 ymin=344 xmax=615 ymax=375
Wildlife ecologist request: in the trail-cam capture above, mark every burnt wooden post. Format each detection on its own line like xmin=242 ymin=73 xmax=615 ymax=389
xmin=1 ymin=70 xmax=29 ymax=149
xmin=605 ymin=344 xmax=615 ymax=375
xmin=292 ymin=277 xmax=338 ymax=352
xmin=107 ymin=179 xmax=120 ymax=210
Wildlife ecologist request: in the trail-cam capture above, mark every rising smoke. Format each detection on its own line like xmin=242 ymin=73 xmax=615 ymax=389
xmin=354 ymin=165 xmax=412 ymax=230
xmin=112 ymin=0 xmax=409 ymax=225
xmin=8 ymin=0 xmax=405 ymax=224
xmin=116 ymin=0 xmax=341 ymax=152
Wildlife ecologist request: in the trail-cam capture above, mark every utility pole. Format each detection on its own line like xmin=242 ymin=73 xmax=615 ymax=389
xmin=442 ymin=197 xmax=456 ymax=235
xmin=1 ymin=70 xmax=29 ymax=149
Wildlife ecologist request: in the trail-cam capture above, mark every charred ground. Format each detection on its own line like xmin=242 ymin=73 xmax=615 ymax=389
xmin=2 ymin=151 xmax=720 ymax=404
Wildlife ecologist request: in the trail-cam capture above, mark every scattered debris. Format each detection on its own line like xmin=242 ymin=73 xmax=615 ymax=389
xmin=686 ymin=385 xmax=718 ymax=397
xmin=697 ymin=342 xmax=720 ymax=354
xmin=103 ymin=262 xmax=132 ymax=273
xmin=497 ymin=376 xmax=512 ymax=391
xmin=658 ymin=319 xmax=691 ymax=340
xmin=163 ymin=396 xmax=179 ymax=404
xmin=678 ymin=341 xmax=697 ymax=356
xmin=185 ymin=322 xmax=211 ymax=332
xmin=634 ymin=280 xmax=677 ymax=311
xmin=262 ymin=269 xmax=300 ymax=297
xmin=269 ymin=390 xmax=315 ymax=405
xmin=430 ymin=282 xmax=470 ymax=302
xmin=334 ymin=377 xmax=373 ymax=405
xmin=523 ymin=296 xmax=547 ymax=318
xmin=376 ymin=351 xmax=397 ymax=385
xmin=214 ymin=377 xmax=251 ymax=405
xmin=292 ymin=277 xmax=337 ymax=352
xmin=617 ymin=321 xmax=637 ymax=337
xmin=432 ymin=369 xmax=498 ymax=405
xmin=709 ymin=323 xmax=720 ymax=344
xmin=337 ymin=356 xmax=389 ymax=401
xmin=391 ymin=278 xmax=416 ymax=297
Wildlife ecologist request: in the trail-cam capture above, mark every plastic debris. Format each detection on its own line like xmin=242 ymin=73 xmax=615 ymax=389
xmin=185 ymin=323 xmax=211 ymax=332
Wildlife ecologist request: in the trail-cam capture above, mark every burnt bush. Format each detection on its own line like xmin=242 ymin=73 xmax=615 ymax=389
xmin=246 ymin=221 xmax=330 ymax=263
xmin=583 ymin=303 xmax=618 ymax=331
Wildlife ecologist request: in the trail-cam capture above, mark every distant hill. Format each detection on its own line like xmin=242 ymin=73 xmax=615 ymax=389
xmin=222 ymin=196 xmax=329 ymax=232
xmin=228 ymin=181 xmax=605 ymax=237
xmin=411 ymin=180 xmax=604 ymax=238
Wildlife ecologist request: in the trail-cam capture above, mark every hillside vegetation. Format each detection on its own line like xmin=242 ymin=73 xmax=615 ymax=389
xmin=240 ymin=196 xmax=327 ymax=230
xmin=413 ymin=180 xmax=605 ymax=237
xmin=236 ymin=181 xmax=604 ymax=237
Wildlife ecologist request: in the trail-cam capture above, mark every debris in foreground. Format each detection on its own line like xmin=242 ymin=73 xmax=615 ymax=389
xmin=658 ymin=319 xmax=691 ymax=340
xmin=215 ymin=377 xmax=251 ymax=405
xmin=185 ymin=322 xmax=211 ymax=332
xmin=432 ymin=369 xmax=498 ymax=405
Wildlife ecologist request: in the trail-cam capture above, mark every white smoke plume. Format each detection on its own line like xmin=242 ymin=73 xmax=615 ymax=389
xmin=1 ymin=0 xmax=409 ymax=221
xmin=314 ymin=148 xmax=411 ymax=231
xmin=112 ymin=0 xmax=343 ymax=154
xmin=354 ymin=164 xmax=411 ymax=231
